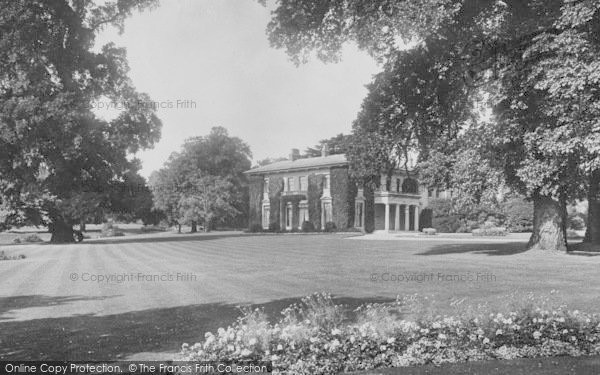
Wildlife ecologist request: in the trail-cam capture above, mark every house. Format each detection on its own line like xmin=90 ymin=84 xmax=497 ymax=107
xmin=245 ymin=146 xmax=447 ymax=232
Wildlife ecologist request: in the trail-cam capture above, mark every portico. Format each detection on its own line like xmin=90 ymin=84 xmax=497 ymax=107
xmin=374 ymin=193 xmax=421 ymax=232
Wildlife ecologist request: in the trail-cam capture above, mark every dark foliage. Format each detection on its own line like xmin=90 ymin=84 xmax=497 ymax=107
xmin=330 ymin=167 xmax=355 ymax=230
xmin=301 ymin=220 xmax=315 ymax=232
xmin=248 ymin=224 xmax=264 ymax=233
xmin=324 ymin=221 xmax=337 ymax=232
xmin=248 ymin=176 xmax=264 ymax=230
xmin=307 ymin=174 xmax=324 ymax=230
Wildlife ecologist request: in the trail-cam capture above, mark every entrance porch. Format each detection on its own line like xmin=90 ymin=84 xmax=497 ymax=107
xmin=374 ymin=202 xmax=420 ymax=232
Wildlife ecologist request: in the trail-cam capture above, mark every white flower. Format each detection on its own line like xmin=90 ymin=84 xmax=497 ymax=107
xmin=438 ymin=333 xmax=447 ymax=340
xmin=277 ymin=344 xmax=283 ymax=351
xmin=476 ymin=328 xmax=484 ymax=336
xmin=248 ymin=338 xmax=257 ymax=346
xmin=329 ymin=339 xmax=341 ymax=351
xmin=271 ymin=354 xmax=280 ymax=361
xmin=496 ymin=329 xmax=503 ymax=336
xmin=217 ymin=328 xmax=226 ymax=336
xmin=562 ymin=329 xmax=569 ymax=334
xmin=387 ymin=337 xmax=396 ymax=344
xmin=533 ymin=331 xmax=542 ymax=340
xmin=432 ymin=322 xmax=442 ymax=329
xmin=227 ymin=344 xmax=235 ymax=352
xmin=350 ymin=336 xmax=356 ymax=344
xmin=241 ymin=349 xmax=252 ymax=357
xmin=482 ymin=337 xmax=490 ymax=345
xmin=331 ymin=328 xmax=342 ymax=336
xmin=380 ymin=345 xmax=387 ymax=351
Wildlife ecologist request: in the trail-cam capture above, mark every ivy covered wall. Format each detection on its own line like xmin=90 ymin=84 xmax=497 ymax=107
xmin=268 ymin=176 xmax=284 ymax=227
xmin=330 ymin=166 xmax=356 ymax=229
xmin=307 ymin=174 xmax=324 ymax=229
xmin=248 ymin=175 xmax=263 ymax=229
xmin=364 ymin=179 xmax=376 ymax=233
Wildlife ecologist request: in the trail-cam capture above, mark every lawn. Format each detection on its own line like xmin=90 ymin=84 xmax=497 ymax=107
xmin=0 ymin=232 xmax=599 ymax=362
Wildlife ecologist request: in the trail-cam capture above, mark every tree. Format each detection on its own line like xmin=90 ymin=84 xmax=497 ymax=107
xmin=150 ymin=127 xmax=252 ymax=232
xmin=265 ymin=0 xmax=600 ymax=251
xmin=178 ymin=175 xmax=239 ymax=232
xmin=149 ymin=168 xmax=183 ymax=232
xmin=303 ymin=133 xmax=353 ymax=157
xmin=176 ymin=127 xmax=252 ymax=229
xmin=0 ymin=0 xmax=162 ymax=242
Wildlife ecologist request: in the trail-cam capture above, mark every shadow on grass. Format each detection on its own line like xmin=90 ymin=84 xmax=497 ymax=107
xmin=0 ymin=295 xmax=394 ymax=361
xmin=418 ymin=242 xmax=528 ymax=256
xmin=0 ymin=295 xmax=120 ymax=319
xmin=0 ymin=232 xmax=255 ymax=247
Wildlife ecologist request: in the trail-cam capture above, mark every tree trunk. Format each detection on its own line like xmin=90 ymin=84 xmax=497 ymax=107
xmin=178 ymin=224 xmax=182 ymax=234
xmin=527 ymin=194 xmax=567 ymax=252
xmin=80 ymin=220 xmax=86 ymax=232
xmin=50 ymin=218 xmax=75 ymax=243
xmin=204 ymin=215 xmax=210 ymax=233
xmin=584 ymin=172 xmax=600 ymax=244
xmin=191 ymin=221 xmax=197 ymax=233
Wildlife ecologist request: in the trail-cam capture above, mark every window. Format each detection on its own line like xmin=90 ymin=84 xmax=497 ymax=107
xmin=323 ymin=175 xmax=330 ymax=189
xmin=355 ymin=202 xmax=364 ymax=227
xmin=264 ymin=178 xmax=269 ymax=195
xmin=323 ymin=202 xmax=332 ymax=223
xmin=428 ymin=189 xmax=433 ymax=198
xmin=299 ymin=206 xmax=309 ymax=227
xmin=286 ymin=204 xmax=293 ymax=228
xmin=287 ymin=177 xmax=295 ymax=191
xmin=299 ymin=176 xmax=308 ymax=191
xmin=262 ymin=206 xmax=270 ymax=229
xmin=396 ymin=179 xmax=401 ymax=192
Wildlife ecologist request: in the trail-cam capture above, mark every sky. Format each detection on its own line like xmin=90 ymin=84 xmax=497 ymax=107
xmin=95 ymin=0 xmax=380 ymax=178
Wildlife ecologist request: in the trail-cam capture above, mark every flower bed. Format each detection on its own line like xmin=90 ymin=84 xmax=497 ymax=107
xmin=180 ymin=293 xmax=600 ymax=375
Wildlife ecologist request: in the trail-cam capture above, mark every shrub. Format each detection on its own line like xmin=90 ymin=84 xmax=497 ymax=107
xmin=248 ymin=224 xmax=264 ymax=233
xmin=472 ymin=222 xmax=508 ymax=237
xmin=324 ymin=221 xmax=337 ymax=232
xmin=429 ymin=198 xmax=461 ymax=233
xmin=12 ymin=238 xmax=21 ymax=244
xmin=502 ymin=197 xmax=533 ymax=232
xmin=140 ymin=225 xmax=167 ymax=233
xmin=422 ymin=228 xmax=437 ymax=235
xmin=301 ymin=221 xmax=315 ymax=233
xmin=566 ymin=229 xmax=582 ymax=239
xmin=23 ymin=234 xmax=43 ymax=243
xmin=567 ymin=212 xmax=586 ymax=231
xmin=432 ymin=215 xmax=461 ymax=233
xmin=99 ymin=222 xmax=124 ymax=237
xmin=268 ymin=222 xmax=281 ymax=233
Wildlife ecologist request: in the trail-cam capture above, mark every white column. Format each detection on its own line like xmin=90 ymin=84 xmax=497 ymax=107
xmin=384 ymin=204 xmax=390 ymax=231
xmin=394 ymin=204 xmax=400 ymax=231
xmin=404 ymin=205 xmax=410 ymax=231
xmin=414 ymin=205 xmax=420 ymax=232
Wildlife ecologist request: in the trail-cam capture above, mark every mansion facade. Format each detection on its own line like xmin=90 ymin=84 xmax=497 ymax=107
xmin=246 ymin=148 xmax=446 ymax=232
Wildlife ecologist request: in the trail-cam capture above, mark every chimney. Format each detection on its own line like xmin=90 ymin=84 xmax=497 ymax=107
xmin=289 ymin=148 xmax=300 ymax=161
xmin=321 ymin=143 xmax=329 ymax=157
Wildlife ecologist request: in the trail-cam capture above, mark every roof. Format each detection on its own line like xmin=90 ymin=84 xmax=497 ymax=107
xmin=245 ymin=154 xmax=348 ymax=174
